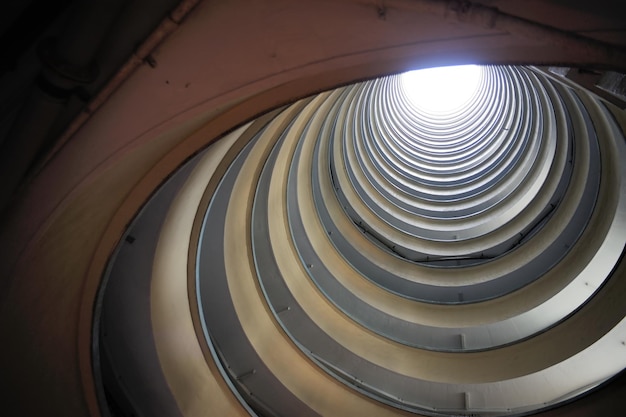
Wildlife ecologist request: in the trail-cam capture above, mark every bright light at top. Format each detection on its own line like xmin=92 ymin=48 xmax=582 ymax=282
xmin=401 ymin=65 xmax=482 ymax=113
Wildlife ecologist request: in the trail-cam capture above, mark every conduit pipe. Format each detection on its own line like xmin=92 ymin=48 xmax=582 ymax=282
xmin=0 ymin=0 xmax=127 ymax=212
xmin=34 ymin=0 xmax=202 ymax=177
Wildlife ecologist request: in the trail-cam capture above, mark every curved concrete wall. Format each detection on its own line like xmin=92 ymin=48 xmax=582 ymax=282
xmin=113 ymin=65 xmax=624 ymax=417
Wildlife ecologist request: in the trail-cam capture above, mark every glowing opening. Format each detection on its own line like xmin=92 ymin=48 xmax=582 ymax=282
xmin=401 ymin=65 xmax=482 ymax=113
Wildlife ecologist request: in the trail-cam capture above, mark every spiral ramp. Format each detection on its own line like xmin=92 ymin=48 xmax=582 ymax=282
xmin=100 ymin=66 xmax=626 ymax=417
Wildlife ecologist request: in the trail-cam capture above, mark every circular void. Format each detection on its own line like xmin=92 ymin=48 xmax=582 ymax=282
xmin=100 ymin=65 xmax=626 ymax=417
xmin=195 ymin=66 xmax=626 ymax=415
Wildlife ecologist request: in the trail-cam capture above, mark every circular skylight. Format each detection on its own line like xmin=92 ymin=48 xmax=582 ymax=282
xmin=401 ymin=65 xmax=482 ymax=113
